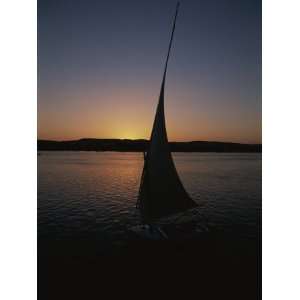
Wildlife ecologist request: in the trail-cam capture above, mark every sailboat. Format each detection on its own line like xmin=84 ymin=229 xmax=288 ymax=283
xmin=134 ymin=3 xmax=198 ymax=239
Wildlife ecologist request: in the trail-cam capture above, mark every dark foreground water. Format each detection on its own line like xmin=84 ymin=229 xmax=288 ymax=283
xmin=38 ymin=152 xmax=261 ymax=299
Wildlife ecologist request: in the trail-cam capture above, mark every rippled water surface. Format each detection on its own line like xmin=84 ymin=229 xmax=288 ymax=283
xmin=38 ymin=152 xmax=261 ymax=248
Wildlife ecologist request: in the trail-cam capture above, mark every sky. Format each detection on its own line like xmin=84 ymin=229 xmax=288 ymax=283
xmin=38 ymin=0 xmax=261 ymax=143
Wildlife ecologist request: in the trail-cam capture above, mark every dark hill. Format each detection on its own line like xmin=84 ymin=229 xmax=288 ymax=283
xmin=37 ymin=139 xmax=261 ymax=153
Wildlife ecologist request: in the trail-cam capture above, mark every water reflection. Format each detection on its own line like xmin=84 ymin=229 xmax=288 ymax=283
xmin=38 ymin=152 xmax=261 ymax=243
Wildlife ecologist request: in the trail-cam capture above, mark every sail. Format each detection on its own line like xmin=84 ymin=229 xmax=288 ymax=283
xmin=137 ymin=2 xmax=197 ymax=221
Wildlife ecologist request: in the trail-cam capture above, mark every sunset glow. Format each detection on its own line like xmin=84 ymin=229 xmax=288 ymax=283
xmin=38 ymin=0 xmax=261 ymax=144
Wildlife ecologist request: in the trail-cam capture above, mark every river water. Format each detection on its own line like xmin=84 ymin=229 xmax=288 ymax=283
xmin=38 ymin=151 xmax=261 ymax=253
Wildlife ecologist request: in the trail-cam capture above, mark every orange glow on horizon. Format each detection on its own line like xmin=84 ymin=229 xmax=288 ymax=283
xmin=38 ymin=83 xmax=261 ymax=144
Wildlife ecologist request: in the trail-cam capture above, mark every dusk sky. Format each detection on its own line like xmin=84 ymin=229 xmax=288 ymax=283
xmin=38 ymin=0 xmax=261 ymax=143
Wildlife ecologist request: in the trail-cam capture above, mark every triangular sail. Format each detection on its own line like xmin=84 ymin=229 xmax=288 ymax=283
xmin=137 ymin=2 xmax=197 ymax=222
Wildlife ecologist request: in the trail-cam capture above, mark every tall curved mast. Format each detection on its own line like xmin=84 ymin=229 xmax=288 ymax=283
xmin=137 ymin=2 xmax=197 ymax=222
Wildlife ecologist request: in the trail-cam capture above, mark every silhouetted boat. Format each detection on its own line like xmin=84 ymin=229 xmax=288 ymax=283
xmin=134 ymin=2 xmax=197 ymax=239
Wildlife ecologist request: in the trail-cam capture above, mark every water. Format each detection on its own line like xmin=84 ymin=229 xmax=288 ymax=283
xmin=38 ymin=151 xmax=261 ymax=252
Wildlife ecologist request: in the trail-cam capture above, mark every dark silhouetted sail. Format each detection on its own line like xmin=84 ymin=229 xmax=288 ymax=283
xmin=137 ymin=3 xmax=197 ymax=222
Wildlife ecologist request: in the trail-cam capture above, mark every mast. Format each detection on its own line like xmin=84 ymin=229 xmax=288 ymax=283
xmin=162 ymin=2 xmax=179 ymax=80
xmin=137 ymin=2 xmax=197 ymax=222
xmin=151 ymin=1 xmax=179 ymax=143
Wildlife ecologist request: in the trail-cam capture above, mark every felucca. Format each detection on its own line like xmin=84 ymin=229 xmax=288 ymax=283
xmin=135 ymin=2 xmax=197 ymax=239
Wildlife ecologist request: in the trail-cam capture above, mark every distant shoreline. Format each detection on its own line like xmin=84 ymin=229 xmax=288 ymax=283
xmin=38 ymin=139 xmax=261 ymax=153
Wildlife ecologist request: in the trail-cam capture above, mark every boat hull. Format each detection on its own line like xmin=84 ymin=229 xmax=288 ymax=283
xmin=129 ymin=224 xmax=168 ymax=240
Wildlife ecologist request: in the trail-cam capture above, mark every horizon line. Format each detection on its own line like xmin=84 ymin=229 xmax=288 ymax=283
xmin=37 ymin=137 xmax=262 ymax=145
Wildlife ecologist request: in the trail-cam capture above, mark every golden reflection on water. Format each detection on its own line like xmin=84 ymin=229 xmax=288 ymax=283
xmin=38 ymin=152 xmax=261 ymax=240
